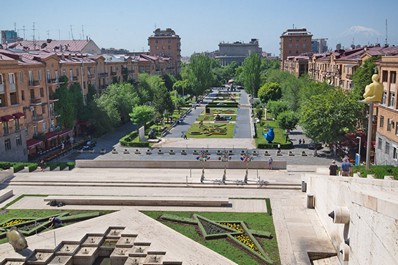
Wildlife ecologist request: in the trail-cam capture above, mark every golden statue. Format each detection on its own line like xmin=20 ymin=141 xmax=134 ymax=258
xmin=363 ymin=74 xmax=383 ymax=103
xmin=6 ymin=227 xmax=28 ymax=251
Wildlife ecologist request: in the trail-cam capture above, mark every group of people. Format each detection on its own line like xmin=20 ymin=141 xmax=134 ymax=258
xmin=298 ymin=139 xmax=306 ymax=145
xmin=329 ymin=156 xmax=352 ymax=176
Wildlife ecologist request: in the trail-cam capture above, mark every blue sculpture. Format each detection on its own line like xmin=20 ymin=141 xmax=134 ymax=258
xmin=262 ymin=127 xmax=275 ymax=143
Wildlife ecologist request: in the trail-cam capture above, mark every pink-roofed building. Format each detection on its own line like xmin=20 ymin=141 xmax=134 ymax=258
xmin=283 ymin=55 xmax=310 ymax=77
xmin=7 ymin=39 xmax=101 ymax=55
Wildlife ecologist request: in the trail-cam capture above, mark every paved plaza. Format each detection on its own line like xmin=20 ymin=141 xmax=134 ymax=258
xmin=0 ymin=90 xmax=340 ymax=264
xmin=0 ymin=166 xmax=335 ymax=264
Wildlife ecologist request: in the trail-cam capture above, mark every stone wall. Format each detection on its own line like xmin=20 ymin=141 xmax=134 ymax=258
xmin=76 ymin=159 xmax=287 ymax=170
xmin=305 ymin=174 xmax=398 ymax=265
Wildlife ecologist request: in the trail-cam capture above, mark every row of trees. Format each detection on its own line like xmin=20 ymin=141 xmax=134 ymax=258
xmin=53 ymin=53 xmax=281 ymax=137
xmin=253 ymin=58 xmax=376 ymax=146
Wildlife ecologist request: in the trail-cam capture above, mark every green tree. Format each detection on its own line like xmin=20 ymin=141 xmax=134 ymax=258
xmin=240 ymin=53 xmax=261 ymax=97
xmin=300 ymin=89 xmax=362 ymax=144
xmin=54 ymin=85 xmax=75 ymax=128
xmin=277 ymin=111 xmax=299 ymax=131
xmin=267 ymin=100 xmax=289 ymax=119
xmin=173 ymin=79 xmax=190 ymax=97
xmin=151 ymin=76 xmax=174 ymax=117
xmin=129 ymin=105 xmax=155 ymax=127
xmin=163 ymin=74 xmax=177 ymax=91
xmin=95 ymin=83 xmax=139 ymax=126
xmin=258 ymin=82 xmax=282 ymax=104
xmin=187 ymin=54 xmax=215 ymax=99
xmin=352 ymin=56 xmax=380 ymax=100
xmin=212 ymin=61 xmax=238 ymax=86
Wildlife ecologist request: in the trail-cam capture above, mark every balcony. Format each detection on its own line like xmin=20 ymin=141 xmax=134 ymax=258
xmin=32 ymin=114 xmax=44 ymax=122
xmin=98 ymin=72 xmax=108 ymax=77
xmin=87 ymin=74 xmax=95 ymax=79
xmin=111 ymin=71 xmax=117 ymax=76
xmin=28 ymin=80 xmax=40 ymax=87
xmin=47 ymin=78 xmax=59 ymax=85
xmin=346 ymin=74 xmax=353 ymax=80
xmin=30 ymin=97 xmax=42 ymax=105
xmin=49 ymin=94 xmax=59 ymax=102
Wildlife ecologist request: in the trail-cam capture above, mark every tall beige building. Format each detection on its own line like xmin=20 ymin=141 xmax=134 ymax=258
xmin=148 ymin=28 xmax=181 ymax=75
xmin=280 ymin=28 xmax=312 ymax=70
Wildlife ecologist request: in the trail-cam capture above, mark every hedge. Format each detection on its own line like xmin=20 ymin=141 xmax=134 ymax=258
xmin=352 ymin=165 xmax=398 ymax=180
xmin=257 ymin=142 xmax=293 ymax=149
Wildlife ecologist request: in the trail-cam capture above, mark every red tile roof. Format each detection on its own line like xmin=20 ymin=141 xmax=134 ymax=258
xmin=8 ymin=40 xmax=92 ymax=53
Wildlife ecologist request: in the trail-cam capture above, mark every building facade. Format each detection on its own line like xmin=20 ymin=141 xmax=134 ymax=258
xmin=280 ymin=28 xmax=312 ymax=70
xmin=375 ymin=55 xmax=398 ymax=166
xmin=0 ymin=36 xmax=172 ymax=161
xmin=148 ymin=28 xmax=181 ymax=75
xmin=216 ymin=39 xmax=262 ymax=66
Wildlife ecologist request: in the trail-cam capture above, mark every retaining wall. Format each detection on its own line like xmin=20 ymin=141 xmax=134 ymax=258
xmin=75 ymin=160 xmax=287 ymax=170
xmin=305 ymin=173 xmax=398 ymax=265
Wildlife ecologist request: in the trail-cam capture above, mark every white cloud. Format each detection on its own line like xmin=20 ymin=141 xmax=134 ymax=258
xmin=342 ymin=25 xmax=382 ymax=37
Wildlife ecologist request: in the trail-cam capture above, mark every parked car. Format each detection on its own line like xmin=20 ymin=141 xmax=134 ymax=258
xmin=308 ymin=142 xmax=322 ymax=150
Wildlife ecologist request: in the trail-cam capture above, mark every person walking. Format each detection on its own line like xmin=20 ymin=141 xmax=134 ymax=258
xmin=268 ymin=157 xmax=273 ymax=170
xmin=299 ymin=139 xmax=302 ymax=145
xmin=277 ymin=144 xmax=281 ymax=152
xmin=340 ymin=157 xmax=352 ymax=176
xmin=329 ymin=160 xmax=338 ymax=176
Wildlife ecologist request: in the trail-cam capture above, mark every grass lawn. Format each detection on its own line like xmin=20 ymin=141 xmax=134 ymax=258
xmin=255 ymin=119 xmax=289 ymax=146
xmin=143 ymin=211 xmax=280 ymax=265
xmin=0 ymin=195 xmax=113 ymax=244
xmin=187 ymin=123 xmax=235 ymax=138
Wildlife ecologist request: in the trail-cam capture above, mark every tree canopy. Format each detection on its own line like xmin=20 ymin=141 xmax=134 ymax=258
xmin=240 ymin=53 xmax=261 ymax=97
xmin=258 ymin=82 xmax=282 ymax=104
xmin=277 ymin=111 xmax=299 ymax=131
xmin=187 ymin=54 xmax=215 ymax=99
xmin=129 ymin=105 xmax=155 ymax=127
xmin=300 ymin=89 xmax=362 ymax=144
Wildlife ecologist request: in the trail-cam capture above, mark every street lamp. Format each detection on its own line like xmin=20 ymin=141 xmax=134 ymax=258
xmin=356 ymin=136 xmax=361 ymax=165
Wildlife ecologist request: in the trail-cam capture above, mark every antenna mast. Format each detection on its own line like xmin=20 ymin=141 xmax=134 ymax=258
xmin=385 ymin=19 xmax=388 ymax=46
xmin=70 ymin=25 xmax=74 ymax=40
xmin=82 ymin=25 xmax=85 ymax=40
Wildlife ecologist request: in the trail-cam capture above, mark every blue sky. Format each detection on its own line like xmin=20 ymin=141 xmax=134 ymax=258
xmin=2 ymin=0 xmax=397 ymax=56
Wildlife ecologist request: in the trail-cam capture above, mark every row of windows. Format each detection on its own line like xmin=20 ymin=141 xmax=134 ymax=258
xmin=378 ymin=137 xmax=398 ymax=159
xmin=4 ymin=135 xmax=23 ymax=151
xmin=288 ymin=44 xmax=307 ymax=49
xmin=0 ymin=73 xmax=15 ymax=85
xmin=382 ymin=70 xmax=396 ymax=83
xmin=379 ymin=115 xmax=398 ymax=134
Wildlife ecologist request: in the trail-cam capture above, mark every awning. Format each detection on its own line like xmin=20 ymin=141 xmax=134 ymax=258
xmin=13 ymin=112 xmax=25 ymax=119
xmin=46 ymin=131 xmax=59 ymax=141
xmin=1 ymin=115 xmax=14 ymax=122
xmin=27 ymin=138 xmax=43 ymax=149
xmin=58 ymin=128 xmax=73 ymax=137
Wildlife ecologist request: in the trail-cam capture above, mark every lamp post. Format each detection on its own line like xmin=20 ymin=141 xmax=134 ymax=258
xmin=356 ymin=136 xmax=361 ymax=165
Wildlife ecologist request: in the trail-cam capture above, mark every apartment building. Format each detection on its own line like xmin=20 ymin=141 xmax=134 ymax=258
xmin=306 ymin=46 xmax=398 ymax=91
xmin=283 ymin=55 xmax=310 ymax=77
xmin=0 ymin=50 xmax=171 ymax=161
xmin=280 ymin=28 xmax=312 ymax=70
xmin=148 ymin=28 xmax=181 ymax=75
xmin=0 ymin=52 xmax=27 ymax=161
xmin=375 ymin=55 xmax=398 ymax=166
